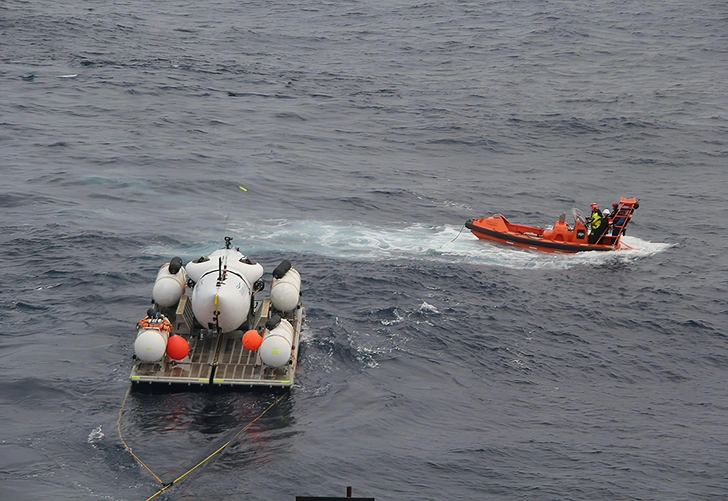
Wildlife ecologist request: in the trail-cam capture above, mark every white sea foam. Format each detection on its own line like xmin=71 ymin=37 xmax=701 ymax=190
xmin=87 ymin=425 xmax=104 ymax=444
xmin=213 ymin=219 xmax=674 ymax=270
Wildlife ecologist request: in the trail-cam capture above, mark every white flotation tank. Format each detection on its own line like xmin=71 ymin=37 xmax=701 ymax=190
xmin=152 ymin=257 xmax=187 ymax=308
xmin=270 ymin=260 xmax=301 ymax=312
xmin=133 ymin=313 xmax=173 ymax=362
xmin=259 ymin=316 xmax=294 ymax=367
xmin=134 ymin=329 xmax=169 ymax=362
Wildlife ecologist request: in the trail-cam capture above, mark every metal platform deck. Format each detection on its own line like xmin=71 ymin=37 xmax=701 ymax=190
xmin=130 ymin=296 xmax=302 ymax=388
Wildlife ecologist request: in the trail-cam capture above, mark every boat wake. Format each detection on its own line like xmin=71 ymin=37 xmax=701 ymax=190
xmin=144 ymin=220 xmax=673 ymax=270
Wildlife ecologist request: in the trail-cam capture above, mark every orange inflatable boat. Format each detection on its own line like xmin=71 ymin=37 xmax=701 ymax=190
xmin=466 ymin=197 xmax=640 ymax=253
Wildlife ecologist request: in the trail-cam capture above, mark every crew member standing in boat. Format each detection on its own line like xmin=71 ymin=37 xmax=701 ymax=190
xmin=602 ymin=209 xmax=612 ymax=235
xmin=587 ymin=203 xmax=608 ymax=244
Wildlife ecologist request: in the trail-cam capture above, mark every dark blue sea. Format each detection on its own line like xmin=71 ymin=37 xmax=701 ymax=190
xmin=1 ymin=1 xmax=727 ymax=500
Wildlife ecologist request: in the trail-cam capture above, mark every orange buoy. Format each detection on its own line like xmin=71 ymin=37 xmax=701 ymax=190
xmin=166 ymin=334 xmax=190 ymax=360
xmin=242 ymin=329 xmax=263 ymax=351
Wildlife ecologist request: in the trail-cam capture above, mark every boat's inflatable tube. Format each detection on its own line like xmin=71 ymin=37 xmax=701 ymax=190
xmin=270 ymin=263 xmax=301 ymax=312
xmin=152 ymin=259 xmax=187 ymax=308
xmin=134 ymin=328 xmax=169 ymax=362
xmin=260 ymin=317 xmax=294 ymax=367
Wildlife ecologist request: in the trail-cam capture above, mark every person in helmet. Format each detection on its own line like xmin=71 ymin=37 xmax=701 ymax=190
xmin=602 ymin=209 xmax=612 ymax=235
xmin=586 ymin=202 xmax=608 ymax=244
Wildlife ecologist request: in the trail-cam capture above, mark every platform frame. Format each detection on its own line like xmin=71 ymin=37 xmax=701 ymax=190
xmin=130 ymin=296 xmax=302 ymax=388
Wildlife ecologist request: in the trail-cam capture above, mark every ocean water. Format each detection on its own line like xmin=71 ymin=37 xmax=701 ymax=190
xmin=1 ymin=0 xmax=727 ymax=500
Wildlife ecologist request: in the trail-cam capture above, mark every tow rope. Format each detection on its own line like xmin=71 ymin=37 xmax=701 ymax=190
xmin=440 ymin=222 xmax=466 ymax=248
xmin=116 ymin=387 xmax=290 ymax=500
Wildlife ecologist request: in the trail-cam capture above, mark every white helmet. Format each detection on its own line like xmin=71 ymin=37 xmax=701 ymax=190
xmin=602 ymin=209 xmax=610 ymax=216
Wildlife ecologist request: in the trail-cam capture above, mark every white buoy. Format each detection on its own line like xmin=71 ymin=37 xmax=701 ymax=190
xmin=152 ymin=259 xmax=187 ymax=307
xmin=134 ymin=328 xmax=169 ymax=362
xmin=270 ymin=267 xmax=301 ymax=312
xmin=260 ymin=319 xmax=294 ymax=367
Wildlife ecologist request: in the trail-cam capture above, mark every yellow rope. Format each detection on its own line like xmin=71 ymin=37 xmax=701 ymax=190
xmin=117 ymin=386 xmax=290 ymax=500
xmin=116 ymin=387 xmax=165 ymax=485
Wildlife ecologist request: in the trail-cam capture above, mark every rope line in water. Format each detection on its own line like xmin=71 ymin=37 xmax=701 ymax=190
xmin=439 ymin=222 xmax=466 ymax=248
xmin=116 ymin=387 xmax=165 ymax=485
xmin=116 ymin=386 xmax=290 ymax=500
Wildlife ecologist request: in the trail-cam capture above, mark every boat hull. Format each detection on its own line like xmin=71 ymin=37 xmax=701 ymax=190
xmin=466 ymin=198 xmax=638 ymax=253
xmin=466 ymin=219 xmax=620 ymax=253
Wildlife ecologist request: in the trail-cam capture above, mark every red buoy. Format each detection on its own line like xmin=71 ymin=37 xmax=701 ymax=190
xmin=166 ymin=334 xmax=190 ymax=360
xmin=242 ymin=329 xmax=262 ymax=351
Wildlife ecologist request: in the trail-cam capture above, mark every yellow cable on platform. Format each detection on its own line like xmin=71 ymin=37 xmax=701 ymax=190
xmin=117 ymin=386 xmax=290 ymax=500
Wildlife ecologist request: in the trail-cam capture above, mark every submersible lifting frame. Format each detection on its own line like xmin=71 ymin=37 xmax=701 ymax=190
xmin=130 ymin=295 xmax=302 ymax=388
